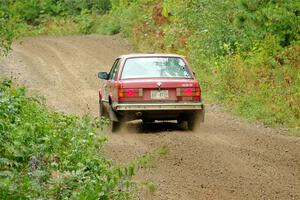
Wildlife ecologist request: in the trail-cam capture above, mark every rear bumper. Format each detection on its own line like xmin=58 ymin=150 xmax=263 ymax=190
xmin=112 ymin=102 xmax=204 ymax=111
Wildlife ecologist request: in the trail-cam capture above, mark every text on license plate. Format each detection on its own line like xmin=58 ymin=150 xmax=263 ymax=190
xmin=150 ymin=90 xmax=169 ymax=99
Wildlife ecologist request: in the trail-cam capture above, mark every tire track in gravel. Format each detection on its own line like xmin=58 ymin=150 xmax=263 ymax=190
xmin=1 ymin=35 xmax=299 ymax=200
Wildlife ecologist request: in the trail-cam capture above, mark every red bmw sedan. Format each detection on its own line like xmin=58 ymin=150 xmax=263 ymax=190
xmin=98 ymin=54 xmax=205 ymax=132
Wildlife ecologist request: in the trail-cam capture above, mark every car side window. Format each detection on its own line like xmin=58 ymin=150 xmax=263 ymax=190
xmin=109 ymin=59 xmax=120 ymax=80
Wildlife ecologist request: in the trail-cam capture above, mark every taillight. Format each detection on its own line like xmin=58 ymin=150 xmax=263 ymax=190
xmin=118 ymin=89 xmax=124 ymax=97
xmin=127 ymin=89 xmax=134 ymax=97
xmin=185 ymin=88 xmax=193 ymax=96
xmin=176 ymin=87 xmax=201 ymax=101
xmin=176 ymin=87 xmax=200 ymax=97
xmin=195 ymin=88 xmax=201 ymax=97
xmin=118 ymin=88 xmax=143 ymax=98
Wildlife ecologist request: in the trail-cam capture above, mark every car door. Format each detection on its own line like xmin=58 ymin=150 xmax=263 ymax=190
xmin=105 ymin=58 xmax=120 ymax=103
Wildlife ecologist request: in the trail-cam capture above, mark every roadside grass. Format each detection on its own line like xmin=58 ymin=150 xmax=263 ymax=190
xmin=120 ymin=146 xmax=169 ymax=196
xmin=288 ymin=129 xmax=300 ymax=137
xmin=15 ymin=14 xmax=122 ymax=37
xmin=0 ymin=79 xmax=168 ymax=199
xmin=21 ymin=18 xmax=80 ymax=36
xmin=17 ymin=15 xmax=99 ymax=37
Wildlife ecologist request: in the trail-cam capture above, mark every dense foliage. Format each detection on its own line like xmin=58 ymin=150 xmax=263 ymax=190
xmin=0 ymin=80 xmax=137 ymax=199
xmin=100 ymin=0 xmax=300 ymax=129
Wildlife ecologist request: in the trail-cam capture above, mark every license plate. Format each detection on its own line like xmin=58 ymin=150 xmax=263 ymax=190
xmin=151 ymin=90 xmax=169 ymax=99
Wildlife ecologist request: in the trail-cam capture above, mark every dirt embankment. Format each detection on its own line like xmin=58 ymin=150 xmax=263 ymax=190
xmin=1 ymin=35 xmax=299 ymax=200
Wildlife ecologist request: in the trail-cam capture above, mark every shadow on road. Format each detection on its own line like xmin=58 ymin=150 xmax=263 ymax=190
xmin=123 ymin=120 xmax=186 ymax=134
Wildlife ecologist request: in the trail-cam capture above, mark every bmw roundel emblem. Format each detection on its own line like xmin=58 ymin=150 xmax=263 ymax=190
xmin=157 ymin=82 xmax=162 ymax=88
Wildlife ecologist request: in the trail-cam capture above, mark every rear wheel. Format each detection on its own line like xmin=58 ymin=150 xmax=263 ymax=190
xmin=187 ymin=118 xmax=196 ymax=131
xmin=177 ymin=119 xmax=187 ymax=130
xmin=187 ymin=109 xmax=205 ymax=131
xmin=111 ymin=121 xmax=121 ymax=132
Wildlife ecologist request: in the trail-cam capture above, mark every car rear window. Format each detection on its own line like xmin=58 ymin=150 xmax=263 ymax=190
xmin=121 ymin=57 xmax=193 ymax=79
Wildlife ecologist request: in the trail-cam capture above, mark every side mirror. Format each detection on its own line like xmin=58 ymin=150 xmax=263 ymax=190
xmin=98 ymin=72 xmax=109 ymax=80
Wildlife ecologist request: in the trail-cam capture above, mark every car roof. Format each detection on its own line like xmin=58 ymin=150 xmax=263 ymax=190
xmin=119 ymin=53 xmax=185 ymax=59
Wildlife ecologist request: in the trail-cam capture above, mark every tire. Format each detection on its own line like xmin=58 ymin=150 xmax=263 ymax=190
xmin=187 ymin=118 xmax=196 ymax=131
xmin=111 ymin=121 xmax=121 ymax=132
xmin=187 ymin=110 xmax=204 ymax=131
xmin=187 ymin=107 xmax=205 ymax=131
xmin=177 ymin=119 xmax=187 ymax=130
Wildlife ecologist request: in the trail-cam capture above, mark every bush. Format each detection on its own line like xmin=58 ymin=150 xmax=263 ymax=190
xmin=10 ymin=0 xmax=46 ymax=25
xmin=61 ymin=0 xmax=112 ymax=15
xmin=77 ymin=9 xmax=96 ymax=34
xmin=237 ymin=0 xmax=300 ymax=47
xmin=0 ymin=80 xmax=137 ymax=199
xmin=96 ymin=1 xmax=143 ymax=36
xmin=95 ymin=14 xmax=121 ymax=35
